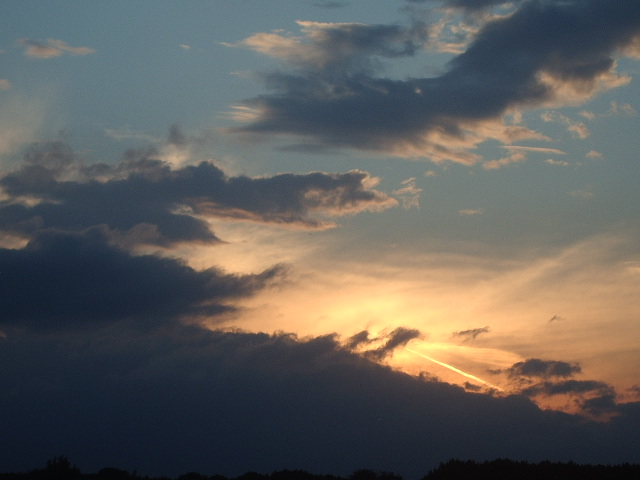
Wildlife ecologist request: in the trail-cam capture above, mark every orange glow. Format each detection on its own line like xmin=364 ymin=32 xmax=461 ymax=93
xmin=405 ymin=347 xmax=504 ymax=391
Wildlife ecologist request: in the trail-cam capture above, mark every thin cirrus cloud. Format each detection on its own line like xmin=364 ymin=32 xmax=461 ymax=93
xmin=452 ymin=326 xmax=490 ymax=341
xmin=17 ymin=38 xmax=95 ymax=59
xmin=228 ymin=0 xmax=640 ymax=163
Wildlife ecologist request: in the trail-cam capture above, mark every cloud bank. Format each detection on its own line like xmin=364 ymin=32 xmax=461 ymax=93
xmin=2 ymin=328 xmax=640 ymax=478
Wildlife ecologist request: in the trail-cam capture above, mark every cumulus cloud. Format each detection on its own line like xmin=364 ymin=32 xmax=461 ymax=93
xmin=0 ymin=228 xmax=284 ymax=331
xmin=0 ymin=135 xmax=397 ymax=246
xmin=0 ymin=130 xmax=397 ymax=334
xmin=18 ymin=38 xmax=95 ymax=59
xmin=229 ymin=0 xmax=640 ymax=163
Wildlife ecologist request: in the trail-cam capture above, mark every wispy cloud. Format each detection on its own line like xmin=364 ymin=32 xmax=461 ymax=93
xmin=540 ymin=111 xmax=590 ymax=139
xmin=18 ymin=38 xmax=95 ymax=59
xmin=393 ymin=177 xmax=422 ymax=209
xmin=459 ymin=208 xmax=484 ymax=215
xmin=452 ymin=326 xmax=490 ymax=341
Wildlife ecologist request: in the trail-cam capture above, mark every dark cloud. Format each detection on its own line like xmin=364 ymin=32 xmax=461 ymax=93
xmin=313 ymin=1 xmax=349 ymax=8
xmin=167 ymin=123 xmax=188 ymax=146
xmin=439 ymin=0 xmax=522 ymax=10
xmin=494 ymin=359 xmax=620 ymax=418
xmin=0 ymin=139 xmax=396 ymax=246
xmin=1 ymin=328 xmax=639 ymax=478
xmin=452 ymin=326 xmax=489 ymax=340
xmin=520 ymin=379 xmax=619 ymax=419
xmin=345 ymin=329 xmax=373 ymax=349
xmin=0 ymin=228 xmax=284 ymax=330
xmin=231 ymin=1 xmax=640 ymax=162
xmin=463 ymin=381 xmax=483 ymax=392
xmin=521 ymin=379 xmax=613 ymax=397
xmin=504 ymin=358 xmax=582 ymax=379
xmin=365 ymin=327 xmax=421 ymax=360
xmin=0 ymin=328 xmax=640 ymax=478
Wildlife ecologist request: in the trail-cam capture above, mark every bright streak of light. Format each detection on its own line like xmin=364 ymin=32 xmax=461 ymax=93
xmin=406 ymin=347 xmax=504 ymax=391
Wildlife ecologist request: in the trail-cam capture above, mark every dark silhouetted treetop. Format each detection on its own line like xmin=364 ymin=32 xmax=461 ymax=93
xmin=421 ymin=459 xmax=640 ymax=480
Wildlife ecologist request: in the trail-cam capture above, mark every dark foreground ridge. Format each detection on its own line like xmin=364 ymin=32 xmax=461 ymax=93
xmin=2 ymin=457 xmax=640 ymax=480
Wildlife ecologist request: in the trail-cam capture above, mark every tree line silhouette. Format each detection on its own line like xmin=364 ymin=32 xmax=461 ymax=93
xmin=1 ymin=456 xmax=639 ymax=480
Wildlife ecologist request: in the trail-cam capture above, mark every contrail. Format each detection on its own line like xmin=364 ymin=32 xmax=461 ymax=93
xmin=406 ymin=348 xmax=503 ymax=391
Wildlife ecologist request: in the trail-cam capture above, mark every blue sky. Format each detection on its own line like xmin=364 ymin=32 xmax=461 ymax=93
xmin=1 ymin=1 xmax=640 ymax=477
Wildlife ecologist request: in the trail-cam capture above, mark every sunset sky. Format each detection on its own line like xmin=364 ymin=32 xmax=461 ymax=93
xmin=1 ymin=1 xmax=640 ymax=477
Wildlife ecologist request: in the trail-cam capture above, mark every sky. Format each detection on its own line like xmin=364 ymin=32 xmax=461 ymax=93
xmin=1 ymin=0 xmax=640 ymax=477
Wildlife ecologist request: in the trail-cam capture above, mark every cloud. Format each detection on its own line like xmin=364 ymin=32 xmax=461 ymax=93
xmin=0 ymin=228 xmax=284 ymax=331
xmin=504 ymin=358 xmax=582 ymax=379
xmin=452 ymin=326 xmax=490 ymax=341
xmin=313 ymin=0 xmax=349 ymax=8
xmin=344 ymin=327 xmax=422 ymax=360
xmin=437 ymin=0 xmax=524 ymax=11
xmin=226 ymin=19 xmax=429 ymax=74
xmin=392 ymin=177 xmax=422 ymax=209
xmin=545 ymin=158 xmax=570 ymax=166
xmin=607 ymin=100 xmax=637 ymax=116
xmin=365 ymin=326 xmax=422 ymax=360
xmin=521 ymin=379 xmax=612 ymax=396
xmin=18 ymin=38 xmax=95 ymax=59
xmin=1 ymin=327 xmax=639 ymax=477
xmin=483 ymin=150 xmax=526 ymax=169
xmin=483 ymin=145 xmax=567 ymax=169
xmin=0 ymin=79 xmax=10 ymax=90
xmin=229 ymin=1 xmax=640 ymax=163
xmin=570 ymin=188 xmax=594 ymax=199
xmin=540 ymin=111 xmax=590 ymax=139
xmin=458 ymin=208 xmax=483 ymax=215
xmin=345 ymin=329 xmax=373 ymax=349
xmin=520 ymin=379 xmax=619 ymax=419
xmin=0 ymin=136 xmax=397 ymax=246
xmin=493 ymin=358 xmax=620 ymax=418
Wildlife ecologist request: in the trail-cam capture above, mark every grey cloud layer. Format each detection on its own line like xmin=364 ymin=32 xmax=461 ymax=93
xmin=0 ymin=140 xmax=396 ymax=246
xmin=0 ymin=136 xmax=394 ymax=331
xmin=232 ymin=0 xmax=640 ymax=161
xmin=1 ymin=328 xmax=639 ymax=477
xmin=0 ymin=228 xmax=284 ymax=330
